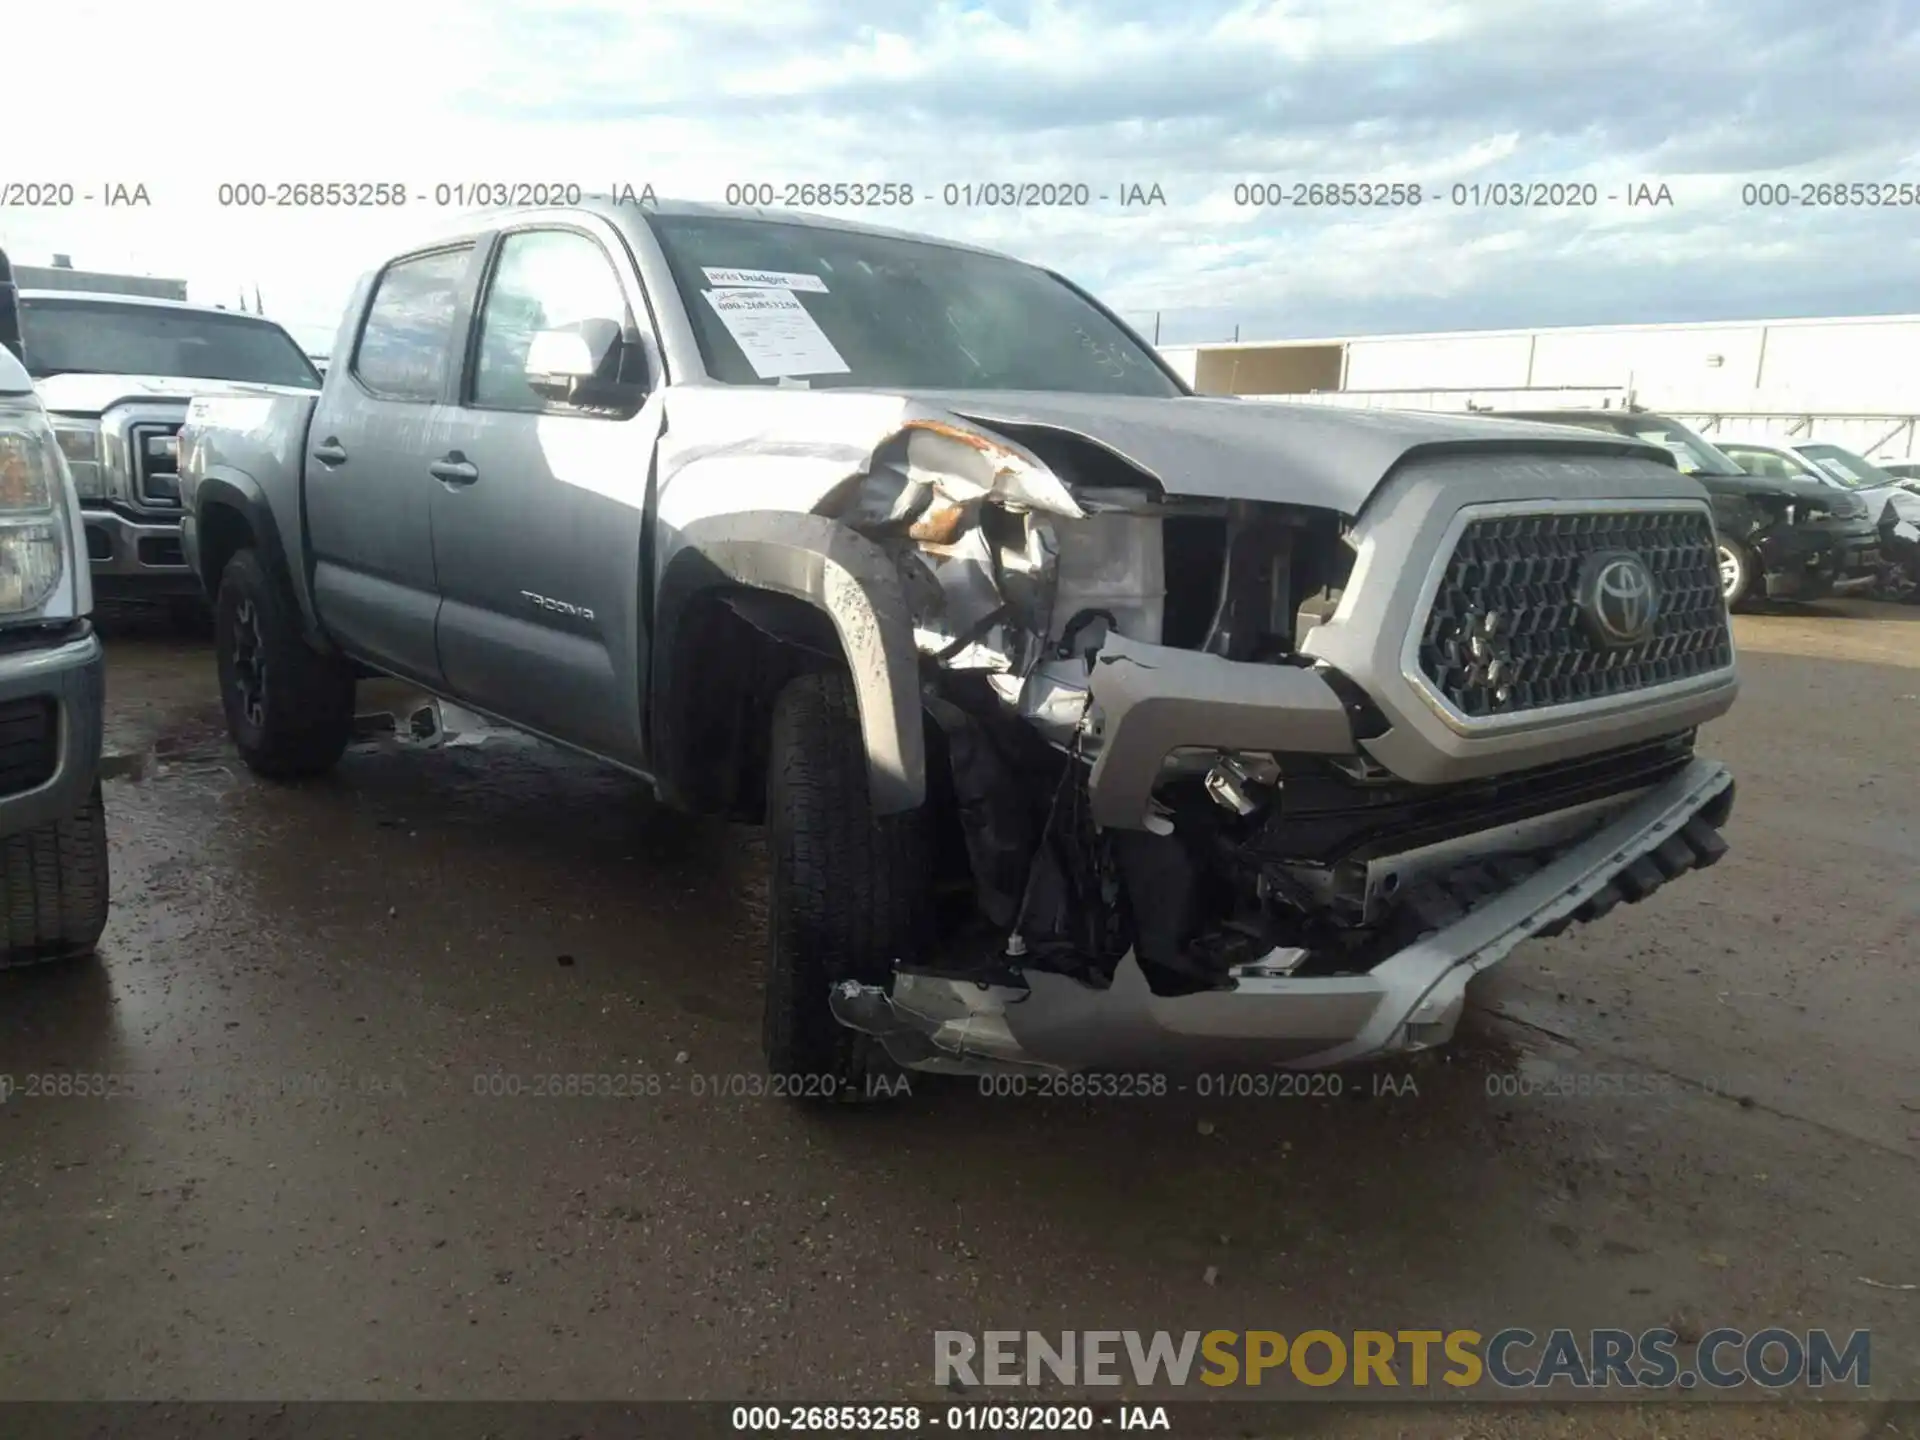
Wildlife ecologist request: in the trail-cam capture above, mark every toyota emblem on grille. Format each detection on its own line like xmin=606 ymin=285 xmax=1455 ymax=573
xmin=1577 ymin=550 xmax=1660 ymax=647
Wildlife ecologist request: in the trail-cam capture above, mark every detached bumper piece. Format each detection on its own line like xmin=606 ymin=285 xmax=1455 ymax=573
xmin=830 ymin=756 xmax=1735 ymax=1076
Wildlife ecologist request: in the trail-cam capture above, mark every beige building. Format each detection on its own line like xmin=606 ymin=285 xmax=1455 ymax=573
xmin=1158 ymin=314 xmax=1920 ymax=461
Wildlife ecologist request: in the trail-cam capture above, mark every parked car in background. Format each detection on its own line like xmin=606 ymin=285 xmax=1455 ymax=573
xmin=17 ymin=290 xmax=321 ymax=622
xmin=1490 ymin=409 xmax=1881 ymax=609
xmin=178 ymin=199 xmax=1739 ymax=1097
xmin=1876 ymin=460 xmax=1920 ymax=484
xmin=1719 ymin=440 xmax=1920 ymax=603
xmin=0 ymin=250 xmax=110 ymax=967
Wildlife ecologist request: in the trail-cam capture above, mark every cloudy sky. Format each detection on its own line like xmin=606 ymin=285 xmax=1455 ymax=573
xmin=6 ymin=0 xmax=1919 ymax=352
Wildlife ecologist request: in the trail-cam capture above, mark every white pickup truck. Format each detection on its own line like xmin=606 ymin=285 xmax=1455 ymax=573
xmin=179 ymin=198 xmax=1740 ymax=1099
xmin=18 ymin=288 xmax=319 ymax=616
xmin=0 ymin=248 xmax=109 ymax=966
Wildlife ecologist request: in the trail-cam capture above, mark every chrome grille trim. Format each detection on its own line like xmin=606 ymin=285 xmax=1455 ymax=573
xmin=129 ymin=420 xmax=183 ymax=507
xmin=1399 ymin=498 xmax=1736 ymax=734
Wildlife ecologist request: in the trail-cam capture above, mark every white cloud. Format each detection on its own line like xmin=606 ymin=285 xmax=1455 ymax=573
xmin=3 ymin=0 xmax=1917 ymax=350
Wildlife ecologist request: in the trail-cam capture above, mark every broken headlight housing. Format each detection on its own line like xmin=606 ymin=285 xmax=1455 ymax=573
xmin=0 ymin=397 xmax=81 ymax=621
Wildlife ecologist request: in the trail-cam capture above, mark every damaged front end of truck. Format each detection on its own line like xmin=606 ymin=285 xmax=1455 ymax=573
xmin=659 ymin=393 xmax=1742 ymax=1077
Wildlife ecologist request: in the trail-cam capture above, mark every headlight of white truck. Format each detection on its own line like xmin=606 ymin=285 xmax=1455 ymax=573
xmin=0 ymin=397 xmax=73 ymax=617
xmin=51 ymin=418 xmax=108 ymax=499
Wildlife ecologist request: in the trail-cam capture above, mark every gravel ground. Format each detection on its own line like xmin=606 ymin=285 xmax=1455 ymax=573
xmin=1 ymin=600 xmax=1915 ymax=1438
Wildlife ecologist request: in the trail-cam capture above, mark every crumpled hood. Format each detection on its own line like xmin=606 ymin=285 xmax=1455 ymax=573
xmin=1699 ymin=470 xmax=1855 ymax=505
xmin=34 ymin=371 xmax=317 ymax=417
xmin=897 ymin=389 xmax=1673 ymax=513
xmin=662 ymin=384 xmax=1677 ymax=519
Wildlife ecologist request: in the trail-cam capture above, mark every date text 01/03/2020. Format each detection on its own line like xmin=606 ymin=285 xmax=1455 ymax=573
xmin=1227 ymin=180 xmax=1676 ymax=208
xmin=720 ymin=182 xmax=1168 ymax=208
xmin=210 ymin=182 xmax=662 ymax=208
xmin=729 ymin=1404 xmax=1170 ymax=1432
xmin=972 ymin=1070 xmax=1414 ymax=1099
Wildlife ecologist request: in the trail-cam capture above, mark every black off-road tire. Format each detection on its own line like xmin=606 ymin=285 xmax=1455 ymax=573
xmin=1717 ymin=537 xmax=1758 ymax=610
xmin=0 ymin=781 xmax=110 ymax=968
xmin=762 ymin=670 xmax=928 ymax=1103
xmin=216 ymin=548 xmax=355 ymax=779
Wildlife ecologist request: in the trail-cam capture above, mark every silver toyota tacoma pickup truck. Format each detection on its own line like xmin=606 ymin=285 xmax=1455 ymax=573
xmin=178 ymin=199 xmax=1739 ymax=1097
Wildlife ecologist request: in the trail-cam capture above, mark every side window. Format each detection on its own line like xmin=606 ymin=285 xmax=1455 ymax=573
xmin=352 ymin=246 xmax=473 ymax=402
xmin=471 ymin=229 xmax=639 ymax=415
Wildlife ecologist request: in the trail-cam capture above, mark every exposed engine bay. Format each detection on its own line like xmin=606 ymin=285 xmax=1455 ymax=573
xmin=803 ymin=410 xmax=1735 ymax=1071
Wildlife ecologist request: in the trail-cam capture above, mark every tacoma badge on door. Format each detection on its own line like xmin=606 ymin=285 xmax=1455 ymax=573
xmin=521 ymin=590 xmax=595 ymax=621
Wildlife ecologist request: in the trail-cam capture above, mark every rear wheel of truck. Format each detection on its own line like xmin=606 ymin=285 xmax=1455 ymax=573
xmin=216 ymin=548 xmax=355 ymax=779
xmin=1717 ymin=538 xmax=1757 ymax=609
xmin=0 ymin=781 xmax=110 ymax=968
xmin=761 ymin=669 xmax=927 ymax=1103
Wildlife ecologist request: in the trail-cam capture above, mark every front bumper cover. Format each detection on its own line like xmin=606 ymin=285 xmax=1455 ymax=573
xmin=1755 ymin=519 xmax=1881 ymax=598
xmin=832 ymin=755 xmax=1735 ymax=1074
xmin=0 ymin=628 xmax=105 ymax=837
xmin=80 ymin=507 xmax=195 ymax=594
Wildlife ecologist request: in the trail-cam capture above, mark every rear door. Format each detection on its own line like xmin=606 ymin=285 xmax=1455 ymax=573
xmin=430 ymin=220 xmax=664 ymax=764
xmin=305 ymin=244 xmax=479 ymax=684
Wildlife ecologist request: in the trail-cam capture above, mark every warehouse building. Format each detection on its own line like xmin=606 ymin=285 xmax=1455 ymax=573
xmin=1158 ymin=314 xmax=1920 ymax=461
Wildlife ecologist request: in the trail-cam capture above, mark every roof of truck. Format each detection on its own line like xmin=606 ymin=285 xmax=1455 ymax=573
xmin=19 ymin=289 xmax=286 ymax=320
xmin=417 ymin=195 xmax=1019 ymax=262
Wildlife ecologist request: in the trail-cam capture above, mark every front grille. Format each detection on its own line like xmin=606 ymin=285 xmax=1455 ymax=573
xmin=130 ymin=421 xmax=183 ymax=507
xmin=0 ymin=697 xmax=58 ymax=798
xmin=1417 ymin=509 xmax=1732 ymax=719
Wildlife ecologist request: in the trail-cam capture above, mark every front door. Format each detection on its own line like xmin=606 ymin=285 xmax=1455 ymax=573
xmin=305 ymin=244 xmax=478 ymax=685
xmin=430 ymin=224 xmax=661 ymax=764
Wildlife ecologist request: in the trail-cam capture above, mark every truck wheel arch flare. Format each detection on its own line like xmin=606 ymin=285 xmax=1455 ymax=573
xmin=651 ymin=511 xmax=927 ymax=815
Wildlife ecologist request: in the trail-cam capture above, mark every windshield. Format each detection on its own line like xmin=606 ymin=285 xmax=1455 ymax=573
xmin=1718 ymin=443 xmax=1822 ymax=482
xmin=1609 ymin=418 xmax=1745 ymax=476
xmin=19 ymin=298 xmax=322 ymax=388
xmin=647 ymin=213 xmax=1182 ymax=396
xmin=1794 ymin=443 xmax=1898 ymax=489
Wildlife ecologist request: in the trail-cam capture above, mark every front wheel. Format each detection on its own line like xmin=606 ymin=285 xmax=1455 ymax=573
xmin=761 ymin=670 xmax=928 ymax=1102
xmin=216 ymin=548 xmax=355 ymax=779
xmin=1717 ymin=538 xmax=1757 ymax=610
xmin=0 ymin=781 xmax=109 ymax=968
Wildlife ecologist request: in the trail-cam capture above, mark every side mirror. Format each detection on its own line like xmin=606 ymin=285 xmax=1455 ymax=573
xmin=523 ymin=322 xmax=646 ymax=408
xmin=524 ymin=329 xmax=599 ymax=401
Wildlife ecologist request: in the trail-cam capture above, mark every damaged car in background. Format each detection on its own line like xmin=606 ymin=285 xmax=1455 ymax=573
xmin=1489 ymin=409 xmax=1882 ymax=610
xmin=177 ymin=199 xmax=1740 ymax=1097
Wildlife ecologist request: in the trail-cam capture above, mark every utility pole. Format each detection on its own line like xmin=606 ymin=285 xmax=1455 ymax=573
xmin=1152 ymin=312 xmax=1160 ymax=345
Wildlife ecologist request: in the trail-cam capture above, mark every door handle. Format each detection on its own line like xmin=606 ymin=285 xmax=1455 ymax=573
xmin=429 ymin=453 xmax=479 ymax=486
xmin=312 ymin=438 xmax=348 ymax=466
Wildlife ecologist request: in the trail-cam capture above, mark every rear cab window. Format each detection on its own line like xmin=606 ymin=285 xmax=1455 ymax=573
xmin=352 ymin=247 xmax=475 ymax=402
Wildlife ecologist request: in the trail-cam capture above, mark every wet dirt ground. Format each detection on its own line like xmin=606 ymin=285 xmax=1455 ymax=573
xmin=1 ymin=601 xmax=1916 ymax=1438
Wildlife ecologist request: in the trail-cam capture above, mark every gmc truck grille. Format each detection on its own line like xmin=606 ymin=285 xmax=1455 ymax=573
xmin=1417 ymin=509 xmax=1732 ymax=719
xmin=0 ymin=697 xmax=57 ymax=798
xmin=130 ymin=421 xmax=183 ymax=507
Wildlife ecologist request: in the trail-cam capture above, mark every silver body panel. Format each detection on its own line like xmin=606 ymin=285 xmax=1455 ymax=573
xmin=177 ymin=199 xmax=1743 ymax=1073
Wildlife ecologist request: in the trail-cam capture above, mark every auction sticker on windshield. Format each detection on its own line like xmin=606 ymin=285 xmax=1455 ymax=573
xmin=702 ymin=267 xmax=829 ymax=293
xmin=702 ymin=287 xmax=849 ymax=378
